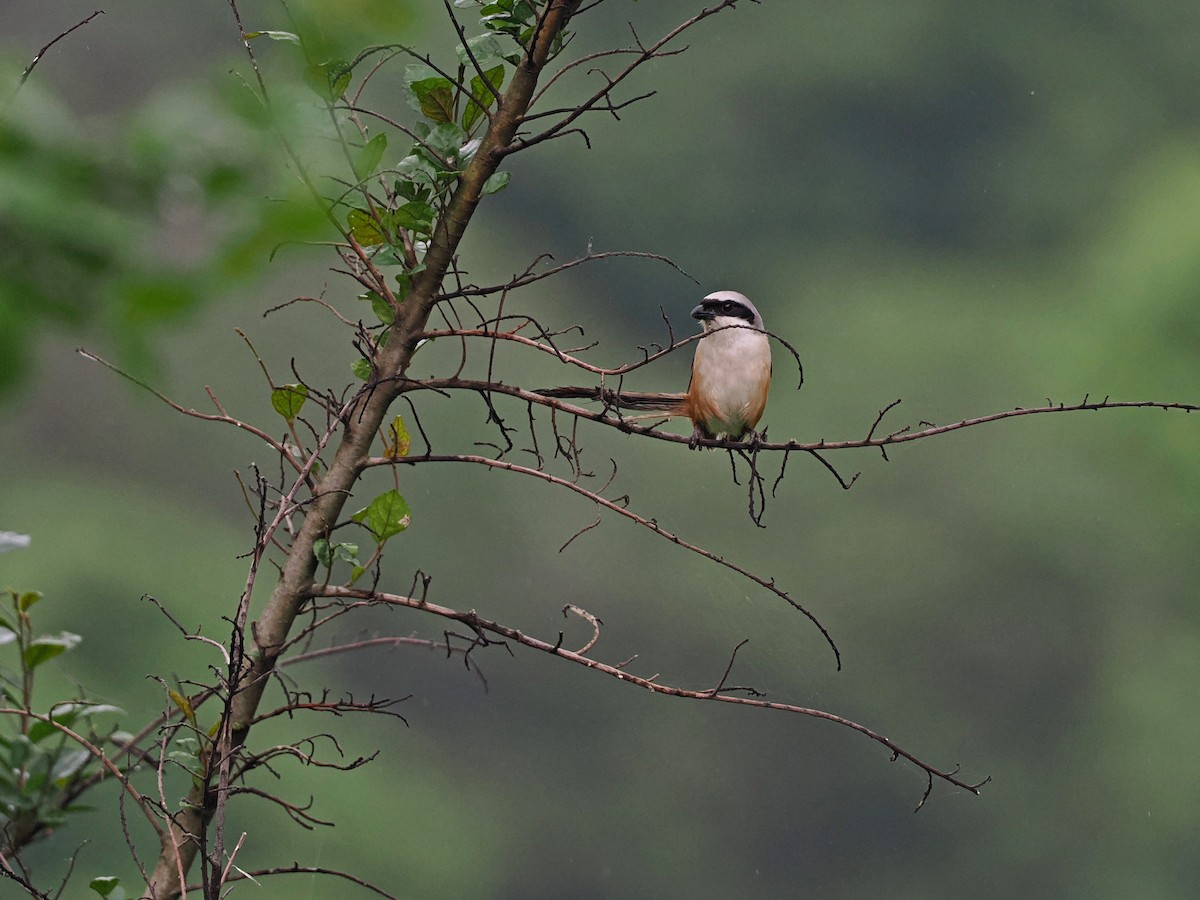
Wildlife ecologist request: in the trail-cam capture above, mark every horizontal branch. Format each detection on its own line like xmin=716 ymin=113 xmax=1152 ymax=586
xmin=310 ymin=585 xmax=988 ymax=806
xmin=828 ymin=396 xmax=1199 ymax=451
xmin=192 ymin=864 xmax=399 ymax=898
xmin=405 ymin=379 xmax=1198 ymax=452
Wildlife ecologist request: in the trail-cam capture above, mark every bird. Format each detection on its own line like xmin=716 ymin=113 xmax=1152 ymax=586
xmin=538 ymin=290 xmax=772 ymax=448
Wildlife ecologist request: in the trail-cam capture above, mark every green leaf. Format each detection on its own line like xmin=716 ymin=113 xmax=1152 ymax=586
xmin=354 ymin=132 xmax=388 ymax=182
xmin=360 ymin=291 xmax=395 ymax=326
xmin=425 ymin=122 xmax=468 ymax=161
xmin=463 ymin=65 xmax=505 ymax=132
xmin=90 ymin=877 xmax=125 ymax=899
xmin=168 ymin=689 xmax=197 ymax=727
xmin=420 ymin=84 xmax=456 ymax=123
xmin=350 ymin=565 xmax=367 ymax=583
xmin=314 ymin=539 xmax=360 ymax=569
xmin=405 ymin=66 xmax=456 ymax=124
xmin=50 ymin=747 xmax=92 ymax=784
xmin=28 ymin=703 xmax=123 ymax=744
xmin=396 ymin=153 xmax=440 ymax=188
xmin=352 ymin=489 xmax=412 ymax=542
xmin=18 ymin=590 xmax=42 ymax=612
xmin=167 ymin=736 xmax=203 ymax=781
xmin=393 ymin=200 xmax=436 ymax=235
xmin=3 ymin=734 xmax=35 ymax=769
xmin=270 ymin=383 xmax=308 ymax=422
xmin=34 ymin=805 xmax=68 ymax=828
xmin=370 ymin=246 xmax=411 ymax=268
xmin=384 ymin=415 xmax=411 ymax=458
xmin=457 ymin=34 xmax=507 ymax=68
xmin=395 ymin=177 xmax=431 ymax=203
xmin=351 ymin=357 xmax=373 ymax=381
xmin=243 ymin=30 xmax=301 ymax=43
xmin=347 ymin=208 xmax=387 ymax=247
xmin=483 ymin=171 xmax=512 ymax=194
xmin=481 ymin=0 xmax=538 ymax=41
xmin=23 ymin=632 xmax=81 ymax=669
xmin=303 ymin=59 xmax=353 ymax=101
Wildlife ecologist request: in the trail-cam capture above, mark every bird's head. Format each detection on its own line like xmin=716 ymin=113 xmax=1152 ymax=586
xmin=691 ymin=290 xmax=764 ymax=332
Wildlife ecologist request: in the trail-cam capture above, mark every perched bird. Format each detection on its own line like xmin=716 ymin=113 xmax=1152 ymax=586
xmin=539 ymin=290 xmax=772 ymax=448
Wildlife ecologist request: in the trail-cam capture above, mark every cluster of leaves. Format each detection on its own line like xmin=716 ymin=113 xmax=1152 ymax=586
xmin=475 ymin=0 xmax=565 ymax=54
xmin=247 ymin=4 xmax=564 ymax=384
xmin=242 ymin=2 xmax=557 ymax=591
xmin=0 ymin=589 xmax=123 ymax=848
xmin=285 ymin=33 xmax=515 ymax=289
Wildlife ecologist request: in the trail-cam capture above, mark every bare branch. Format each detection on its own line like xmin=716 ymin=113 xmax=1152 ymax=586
xmin=16 ymin=10 xmax=104 ymax=87
xmin=408 ymin=379 xmax=1200 ymax=454
xmin=312 ymin=585 xmax=987 ymax=804
xmin=196 ymin=864 xmax=400 ymax=898
xmin=0 ymin=863 xmax=51 ymax=900
xmin=371 ymin=451 xmax=842 ymax=667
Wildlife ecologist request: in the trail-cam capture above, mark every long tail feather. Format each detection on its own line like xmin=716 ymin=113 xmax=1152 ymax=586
xmin=536 ymin=385 xmax=686 ymax=413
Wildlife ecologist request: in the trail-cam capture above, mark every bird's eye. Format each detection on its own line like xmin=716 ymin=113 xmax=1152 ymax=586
xmin=722 ymin=301 xmax=734 ymax=313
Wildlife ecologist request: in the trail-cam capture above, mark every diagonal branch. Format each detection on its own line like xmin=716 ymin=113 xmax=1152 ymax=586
xmin=142 ymin=3 xmax=588 ymax=897
xmin=16 ymin=10 xmax=104 ymax=88
xmin=312 ymin=585 xmax=988 ymax=806
xmin=371 ymin=451 xmax=841 ymax=667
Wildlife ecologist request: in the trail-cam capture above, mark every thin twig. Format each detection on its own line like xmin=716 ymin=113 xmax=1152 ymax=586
xmin=17 ymin=11 xmax=104 ymax=87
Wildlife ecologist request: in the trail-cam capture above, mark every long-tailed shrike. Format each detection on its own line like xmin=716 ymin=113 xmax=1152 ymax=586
xmin=540 ymin=290 xmax=772 ymax=448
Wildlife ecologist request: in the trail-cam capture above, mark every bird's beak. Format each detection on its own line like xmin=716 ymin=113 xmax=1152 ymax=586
xmin=691 ymin=304 xmax=713 ymax=321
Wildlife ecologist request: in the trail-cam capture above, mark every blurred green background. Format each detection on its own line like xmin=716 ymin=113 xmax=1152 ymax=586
xmin=2 ymin=1 xmax=1199 ymax=897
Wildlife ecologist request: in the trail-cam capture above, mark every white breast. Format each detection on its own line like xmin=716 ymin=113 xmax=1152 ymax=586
xmin=692 ymin=318 xmax=771 ymax=436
